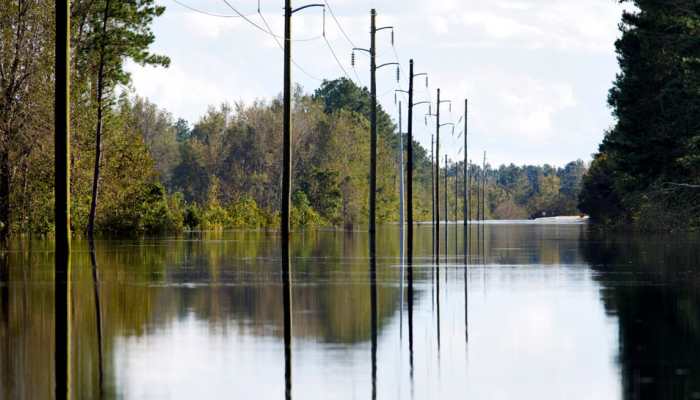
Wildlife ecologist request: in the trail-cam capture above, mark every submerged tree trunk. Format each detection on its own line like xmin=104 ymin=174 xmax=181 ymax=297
xmin=87 ymin=0 xmax=111 ymax=239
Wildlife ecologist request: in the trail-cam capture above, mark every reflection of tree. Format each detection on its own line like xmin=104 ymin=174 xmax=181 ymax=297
xmin=582 ymin=232 xmax=700 ymax=400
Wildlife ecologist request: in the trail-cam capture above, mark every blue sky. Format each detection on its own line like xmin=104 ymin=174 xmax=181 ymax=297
xmin=126 ymin=0 xmax=628 ymax=167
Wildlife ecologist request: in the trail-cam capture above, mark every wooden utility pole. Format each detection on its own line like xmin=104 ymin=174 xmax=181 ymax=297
xmin=455 ymin=160 xmax=459 ymax=260
xmin=281 ymin=1 xmax=324 ymax=238
xmin=407 ymin=61 xmax=414 ymax=262
xmin=444 ymin=155 xmax=448 ymax=262
xmin=463 ymin=100 xmax=468 ymax=262
xmin=406 ymin=60 xmax=428 ymax=263
xmin=435 ymin=89 xmax=441 ymax=264
xmin=369 ymin=9 xmax=377 ymax=251
xmin=398 ymin=102 xmax=404 ymax=258
xmin=282 ymin=0 xmax=292 ymax=238
xmin=353 ymin=10 xmax=396 ymax=257
xmin=482 ymin=151 xmax=487 ymax=224
xmin=55 ymin=0 xmax=71 ymax=398
xmin=431 ymin=134 xmax=435 ymax=257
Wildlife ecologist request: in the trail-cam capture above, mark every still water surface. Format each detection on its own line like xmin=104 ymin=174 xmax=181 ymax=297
xmin=1 ymin=223 xmax=699 ymax=399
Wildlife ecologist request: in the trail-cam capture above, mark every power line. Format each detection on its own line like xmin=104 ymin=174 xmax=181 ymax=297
xmin=323 ymin=35 xmax=352 ymax=80
xmin=220 ymin=0 xmax=324 ymax=42
xmin=256 ymin=7 xmax=324 ymax=82
xmin=220 ymin=0 xmax=276 ymax=35
xmin=323 ymin=0 xmax=356 ymax=48
xmin=170 ymin=0 xmax=244 ymax=18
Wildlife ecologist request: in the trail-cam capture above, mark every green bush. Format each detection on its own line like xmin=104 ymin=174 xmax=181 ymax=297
xmin=100 ymin=182 xmax=183 ymax=235
xmin=291 ymin=191 xmax=324 ymax=228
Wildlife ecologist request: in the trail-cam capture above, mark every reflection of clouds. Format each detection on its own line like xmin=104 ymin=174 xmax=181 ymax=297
xmin=113 ymin=314 xmax=284 ymax=399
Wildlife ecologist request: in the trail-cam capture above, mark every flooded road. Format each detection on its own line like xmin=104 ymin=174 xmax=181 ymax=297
xmin=1 ymin=223 xmax=698 ymax=399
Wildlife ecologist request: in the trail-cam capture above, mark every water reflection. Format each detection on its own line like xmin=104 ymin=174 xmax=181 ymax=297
xmin=0 ymin=224 xmax=699 ymax=399
xmin=89 ymin=240 xmax=104 ymax=398
xmin=370 ymin=255 xmax=377 ymax=400
xmin=281 ymin=239 xmax=292 ymax=400
xmin=582 ymin=232 xmax=700 ymax=400
xmin=55 ymin=240 xmax=70 ymax=400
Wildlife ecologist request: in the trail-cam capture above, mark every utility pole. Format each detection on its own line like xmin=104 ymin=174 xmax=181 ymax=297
xmin=282 ymin=0 xmax=292 ymax=238
xmin=426 ymin=90 xmax=453 ymax=264
xmin=398 ymin=102 xmax=404 ymax=259
xmin=435 ymin=89 xmax=440 ymax=264
xmin=369 ymin=9 xmax=377 ymax=253
xmin=353 ymin=10 xmax=396 ymax=257
xmin=407 ymin=62 xmax=414 ymax=263
xmin=405 ymin=60 xmax=428 ymax=263
xmin=444 ymin=155 xmax=448 ymax=262
xmin=482 ymin=151 xmax=487 ymax=223
xmin=282 ymin=1 xmax=324 ymax=238
xmin=55 ymin=0 xmax=71 ymax=398
xmin=431 ymin=134 xmax=435 ymax=258
xmin=463 ymin=100 xmax=469 ymax=263
xmin=455 ymin=159 xmax=459 ymax=260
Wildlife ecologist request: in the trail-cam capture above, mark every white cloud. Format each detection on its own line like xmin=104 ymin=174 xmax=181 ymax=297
xmin=127 ymin=0 xmax=624 ymax=166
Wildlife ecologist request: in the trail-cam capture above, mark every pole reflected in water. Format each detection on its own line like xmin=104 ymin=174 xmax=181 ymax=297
xmin=282 ymin=239 xmax=293 ymax=400
xmin=370 ymin=255 xmax=378 ymax=400
xmin=407 ymin=257 xmax=415 ymax=389
xmin=464 ymin=241 xmax=469 ymax=344
xmin=89 ymin=240 xmax=104 ymax=397
xmin=55 ymin=243 xmax=70 ymax=400
xmin=436 ymin=259 xmax=441 ymax=353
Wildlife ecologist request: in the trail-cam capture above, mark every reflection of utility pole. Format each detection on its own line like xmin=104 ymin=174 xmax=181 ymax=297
xmin=353 ymin=9 xmax=397 ymax=257
xmin=55 ymin=0 xmax=71 ymax=398
xmin=282 ymin=0 xmax=325 ymax=238
xmin=281 ymin=241 xmax=293 ymax=400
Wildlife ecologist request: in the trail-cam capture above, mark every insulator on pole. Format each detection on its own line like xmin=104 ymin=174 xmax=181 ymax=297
xmin=426 ymin=76 xmax=429 ymax=88
xmin=429 ymin=104 xmax=432 ymax=115
xmin=394 ymin=92 xmax=397 ymax=105
xmin=424 ymin=116 xmax=427 ymax=126
xmin=391 ymin=30 xmax=395 ymax=46
xmin=449 ymin=102 xmax=452 ymax=112
xmin=351 ymin=52 xmax=355 ymax=66
xmin=396 ymin=66 xmax=400 ymax=83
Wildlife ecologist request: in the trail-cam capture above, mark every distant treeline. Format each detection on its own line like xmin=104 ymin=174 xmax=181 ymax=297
xmin=579 ymin=0 xmax=700 ymax=230
xmin=0 ymin=0 xmax=587 ymax=237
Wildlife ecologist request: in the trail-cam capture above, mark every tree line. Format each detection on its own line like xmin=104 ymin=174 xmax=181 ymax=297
xmin=0 ymin=0 xmax=587 ymax=238
xmin=579 ymin=0 xmax=700 ymax=230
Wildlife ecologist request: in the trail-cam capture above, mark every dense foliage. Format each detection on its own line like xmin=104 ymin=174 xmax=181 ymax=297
xmin=0 ymin=2 xmax=587 ymax=238
xmin=579 ymin=0 xmax=700 ymax=230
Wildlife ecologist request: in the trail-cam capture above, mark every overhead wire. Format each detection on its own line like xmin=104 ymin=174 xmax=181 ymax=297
xmin=323 ymin=0 xmax=356 ymax=48
xmin=322 ymin=9 xmax=354 ymax=82
xmin=221 ymin=0 xmax=322 ymax=42
xmin=170 ymin=0 xmax=244 ymax=18
xmin=255 ymin=3 xmax=324 ymax=82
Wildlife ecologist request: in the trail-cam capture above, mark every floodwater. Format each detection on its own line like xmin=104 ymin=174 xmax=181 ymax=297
xmin=1 ymin=223 xmax=699 ymax=399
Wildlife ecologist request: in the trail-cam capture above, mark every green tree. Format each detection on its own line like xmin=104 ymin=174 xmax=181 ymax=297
xmin=83 ymin=0 xmax=170 ymax=237
xmin=580 ymin=0 xmax=700 ymax=228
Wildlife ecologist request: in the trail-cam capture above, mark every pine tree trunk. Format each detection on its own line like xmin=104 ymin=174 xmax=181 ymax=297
xmin=87 ymin=0 xmax=111 ymax=239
